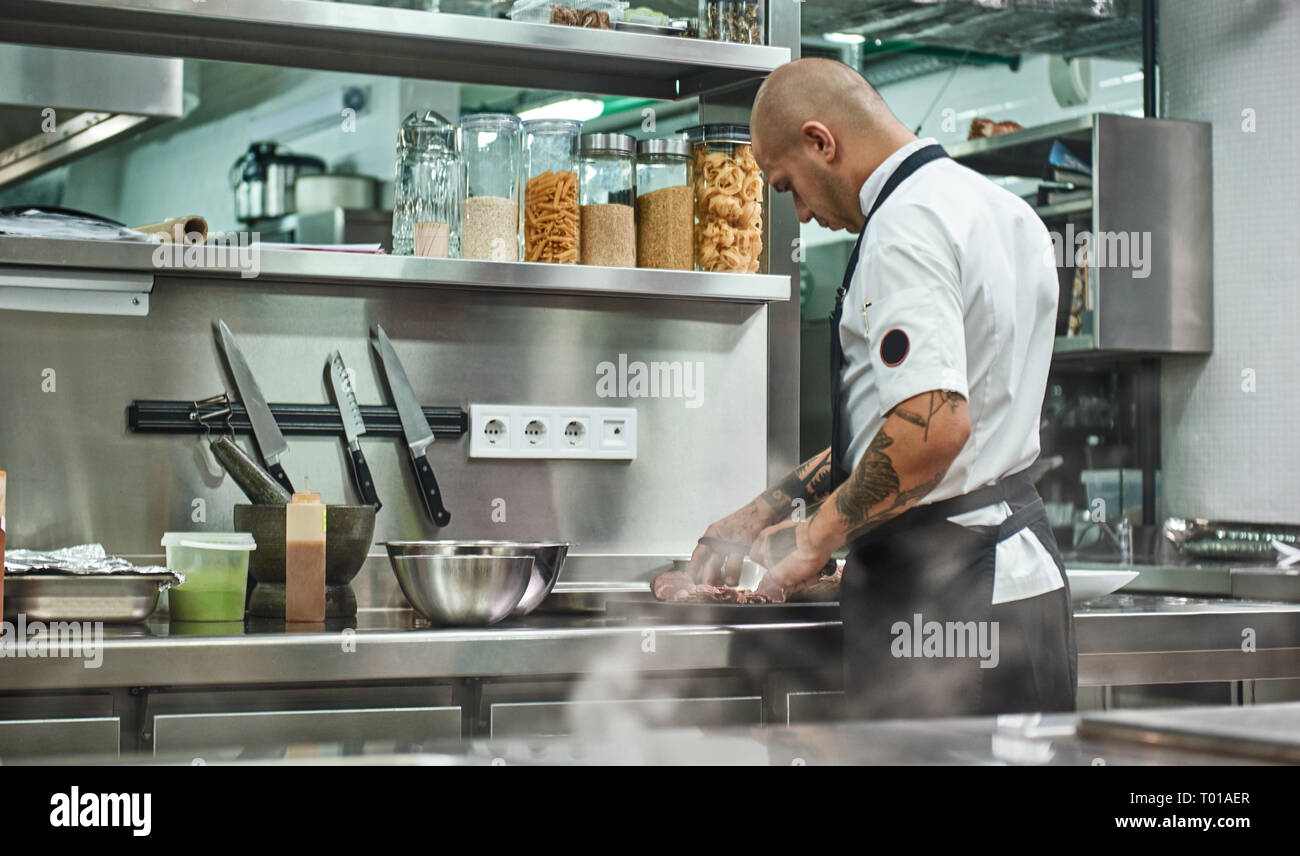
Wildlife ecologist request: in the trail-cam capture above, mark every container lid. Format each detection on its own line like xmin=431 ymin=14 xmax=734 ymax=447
xmin=161 ymin=532 xmax=257 ymax=551
xmin=683 ymin=123 xmax=751 ymax=144
xmin=636 ymin=137 xmax=691 ymax=158
xmin=398 ymin=109 xmax=456 ymax=152
xmin=522 ymin=117 xmax=584 ymax=134
xmin=459 ymin=112 xmax=522 ymax=131
xmin=580 ymin=132 xmax=637 ymax=155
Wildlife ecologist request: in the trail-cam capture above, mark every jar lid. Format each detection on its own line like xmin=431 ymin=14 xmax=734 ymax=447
xmin=459 ymin=112 xmax=522 ymax=131
xmin=683 ymin=123 xmax=751 ymax=144
xmin=580 ymin=132 xmax=637 ymax=155
xmin=398 ymin=109 xmax=456 ymax=152
xmin=522 ymin=118 xmax=584 ymax=134
xmin=636 ymin=138 xmax=691 ymax=158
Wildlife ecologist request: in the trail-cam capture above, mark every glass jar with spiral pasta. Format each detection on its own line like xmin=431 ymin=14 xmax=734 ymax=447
xmin=688 ymin=123 xmax=763 ymax=273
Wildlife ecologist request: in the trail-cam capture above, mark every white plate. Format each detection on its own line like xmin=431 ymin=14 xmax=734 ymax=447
xmin=1066 ymin=569 xmax=1139 ymax=602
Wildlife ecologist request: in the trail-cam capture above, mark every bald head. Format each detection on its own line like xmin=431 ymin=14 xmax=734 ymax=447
xmin=751 ymin=58 xmax=916 ymax=232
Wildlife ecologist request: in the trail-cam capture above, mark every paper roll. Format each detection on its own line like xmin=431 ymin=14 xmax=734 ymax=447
xmin=414 ymin=221 xmax=450 ymax=258
xmin=133 ymin=215 xmax=209 ymax=245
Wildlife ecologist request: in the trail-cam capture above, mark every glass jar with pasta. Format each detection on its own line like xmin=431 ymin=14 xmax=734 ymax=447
xmin=522 ymin=118 xmax=582 ymax=264
xmin=688 ymin=124 xmax=763 ymax=273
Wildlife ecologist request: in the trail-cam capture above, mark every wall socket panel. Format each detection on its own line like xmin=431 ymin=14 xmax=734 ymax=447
xmin=468 ymin=404 xmax=637 ymax=460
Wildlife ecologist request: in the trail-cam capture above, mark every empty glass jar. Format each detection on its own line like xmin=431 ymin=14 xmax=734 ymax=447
xmin=459 ymin=113 xmax=523 ymax=261
xmin=578 ymin=132 xmax=636 ymax=267
xmin=392 ymin=109 xmax=460 ymax=257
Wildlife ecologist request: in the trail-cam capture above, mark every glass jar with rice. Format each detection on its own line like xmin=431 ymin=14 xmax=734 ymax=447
xmin=688 ymin=123 xmax=763 ymax=273
xmin=459 ymin=113 xmax=522 ymax=261
xmin=578 ymin=133 xmax=637 ymax=268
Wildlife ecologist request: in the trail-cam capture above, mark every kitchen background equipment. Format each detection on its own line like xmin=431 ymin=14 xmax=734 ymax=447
xmin=372 ymin=324 xmax=451 ymax=527
xmin=328 ymin=351 xmax=382 ymax=510
xmin=235 ymin=503 xmax=376 ymax=618
xmin=217 ymin=320 xmax=296 ymax=494
xmin=294 ymin=174 xmax=378 ymax=215
xmin=386 ymin=539 xmax=568 ymax=617
xmin=385 ymin=541 xmax=535 ymax=626
xmin=2 ymin=573 xmax=174 ymax=623
xmin=229 ymin=142 xmax=326 ymax=223
xmin=392 ymin=109 xmax=460 ymax=257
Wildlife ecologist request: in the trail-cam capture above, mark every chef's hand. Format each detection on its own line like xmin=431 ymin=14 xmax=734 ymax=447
xmin=749 ymin=519 xmax=835 ymax=604
xmin=688 ymin=499 xmax=776 ymax=586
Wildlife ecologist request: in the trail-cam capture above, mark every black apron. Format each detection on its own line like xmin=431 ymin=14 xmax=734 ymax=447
xmin=829 ymin=144 xmax=1078 ymax=719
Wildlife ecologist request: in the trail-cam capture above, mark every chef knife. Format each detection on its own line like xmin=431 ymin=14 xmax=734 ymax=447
xmin=216 ymin=320 xmax=295 ymax=494
xmin=328 ymin=350 xmax=382 ymax=510
xmin=371 ymin=325 xmax=450 ymax=527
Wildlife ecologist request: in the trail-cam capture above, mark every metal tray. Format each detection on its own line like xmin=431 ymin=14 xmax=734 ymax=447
xmin=535 ymin=581 xmax=650 ymax=614
xmin=2 ymin=573 xmax=172 ymax=623
xmin=605 ymin=596 xmax=840 ymax=624
xmin=1077 ymin=703 xmax=1300 ymax=764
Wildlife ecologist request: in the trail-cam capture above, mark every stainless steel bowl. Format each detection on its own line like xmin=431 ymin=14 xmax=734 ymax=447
xmin=509 ymin=542 xmax=569 ymax=616
xmin=385 ymin=541 xmax=536 ymax=626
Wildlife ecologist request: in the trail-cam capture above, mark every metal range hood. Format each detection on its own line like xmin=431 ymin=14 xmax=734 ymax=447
xmin=0 ymin=45 xmax=184 ymax=187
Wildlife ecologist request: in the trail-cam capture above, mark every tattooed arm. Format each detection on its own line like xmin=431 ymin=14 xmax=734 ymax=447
xmin=687 ymin=447 xmax=833 ymax=586
xmin=751 ymin=390 xmax=970 ymax=597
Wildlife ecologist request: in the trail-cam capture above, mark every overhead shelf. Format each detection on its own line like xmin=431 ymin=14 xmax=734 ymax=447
xmin=947 ymin=113 xmax=1095 ymax=178
xmin=0 ymin=0 xmax=789 ymax=99
xmin=0 ymin=236 xmax=791 ymax=303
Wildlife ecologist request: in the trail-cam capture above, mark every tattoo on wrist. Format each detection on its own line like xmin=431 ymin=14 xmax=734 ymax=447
xmin=760 ymin=448 xmax=833 ymax=514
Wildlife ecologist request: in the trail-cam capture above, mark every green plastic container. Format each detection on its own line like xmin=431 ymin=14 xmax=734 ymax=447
xmin=162 ymin=532 xmax=257 ymax=621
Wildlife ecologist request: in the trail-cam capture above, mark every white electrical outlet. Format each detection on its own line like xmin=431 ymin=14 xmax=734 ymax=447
xmin=469 ymin=404 xmax=636 ymax=460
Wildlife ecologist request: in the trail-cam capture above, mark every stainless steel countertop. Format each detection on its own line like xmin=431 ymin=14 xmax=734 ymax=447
xmin=62 ymin=702 xmax=1300 ymax=766
xmin=3 ymin=595 xmax=1299 ymax=692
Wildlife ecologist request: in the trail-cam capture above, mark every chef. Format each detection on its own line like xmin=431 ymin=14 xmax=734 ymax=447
xmin=688 ymin=58 xmax=1077 ymax=719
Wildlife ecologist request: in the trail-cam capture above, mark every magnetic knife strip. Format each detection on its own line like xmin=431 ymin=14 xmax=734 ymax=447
xmin=128 ymin=400 xmax=467 ymax=438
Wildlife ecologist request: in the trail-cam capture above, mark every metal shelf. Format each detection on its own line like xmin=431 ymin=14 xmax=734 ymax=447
xmin=947 ymin=113 xmax=1095 ymax=178
xmin=0 ymin=237 xmax=791 ymax=303
xmin=1033 ymin=198 xmax=1092 ymax=219
xmin=0 ymin=0 xmax=789 ymax=99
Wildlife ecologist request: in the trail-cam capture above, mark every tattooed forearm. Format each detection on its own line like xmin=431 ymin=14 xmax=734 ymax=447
xmin=760 ymin=447 xmax=833 ymax=514
xmin=833 ymin=430 xmax=900 ymax=522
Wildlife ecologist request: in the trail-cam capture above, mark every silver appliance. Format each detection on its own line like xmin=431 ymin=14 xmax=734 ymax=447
xmin=229 ymin=142 xmax=326 ymax=222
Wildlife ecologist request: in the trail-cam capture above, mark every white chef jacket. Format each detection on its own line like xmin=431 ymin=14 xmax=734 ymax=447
xmin=837 ymin=137 xmax=1064 ymax=604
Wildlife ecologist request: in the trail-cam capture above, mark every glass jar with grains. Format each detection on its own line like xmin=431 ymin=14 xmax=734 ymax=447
xmin=392 ymin=109 xmax=459 ymax=258
xmin=459 ymin=113 xmax=522 ymax=261
xmin=635 ymin=138 xmax=693 ymax=271
xmin=699 ymin=0 xmax=763 ymax=44
xmin=522 ymin=118 xmax=582 ymax=264
xmin=688 ymin=123 xmax=763 ymax=273
xmin=578 ymin=133 xmax=637 ymax=267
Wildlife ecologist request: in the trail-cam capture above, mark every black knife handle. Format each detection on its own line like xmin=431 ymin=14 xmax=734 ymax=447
xmin=411 ymin=448 xmax=450 ymax=527
xmin=266 ymin=461 xmax=295 ymax=495
xmin=348 ymin=446 xmax=382 ymax=511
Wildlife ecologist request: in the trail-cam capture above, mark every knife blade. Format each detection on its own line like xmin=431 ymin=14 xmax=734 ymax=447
xmin=216 ymin=320 xmax=295 ymax=494
xmin=372 ymin=325 xmax=450 ymax=527
xmin=328 ymin=351 xmax=381 ymax=510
